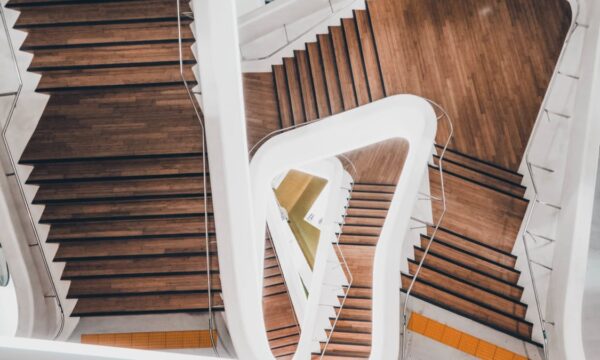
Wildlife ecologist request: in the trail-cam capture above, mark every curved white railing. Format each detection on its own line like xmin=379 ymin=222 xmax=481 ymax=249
xmin=0 ymin=3 xmax=64 ymax=339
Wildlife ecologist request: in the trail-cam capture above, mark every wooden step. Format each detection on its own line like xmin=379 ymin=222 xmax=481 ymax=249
xmin=317 ymin=34 xmax=344 ymax=114
xmin=343 ymin=216 xmax=385 ymax=227
xmin=345 ymin=286 xmax=372 ymax=299
xmin=283 ymin=57 xmax=306 ymax=125
xmin=435 ymin=145 xmax=524 ymax=185
xmin=428 ymin=227 xmax=517 ymax=268
xmin=413 ymin=247 xmax=523 ymax=300
xmin=47 ymin=217 xmax=216 ymax=242
xmin=407 ymin=261 xmax=527 ymax=318
xmin=294 ymin=50 xmax=319 ymax=121
xmin=434 ymin=155 xmax=526 ymax=198
xmin=348 ymin=199 xmax=390 ymax=210
xmin=329 ymin=25 xmax=357 ymax=110
xmin=342 ymin=296 xmax=371 ymax=310
xmin=68 ymin=273 xmax=221 ymax=298
xmin=345 ymin=207 xmax=387 ymax=218
xmin=341 ymin=17 xmax=369 ymax=106
xmin=33 ymin=176 xmax=210 ymax=203
xmin=337 ymin=234 xmax=378 ymax=246
xmin=72 ymin=292 xmax=224 ymax=317
xmin=306 ymin=42 xmax=331 ymax=118
xmin=325 ymin=330 xmax=371 ymax=346
xmin=29 ymin=42 xmax=194 ymax=70
xmin=339 ymin=225 xmax=380 ymax=237
xmin=20 ymin=20 xmax=193 ymax=50
xmin=329 ymin=319 xmax=371 ymax=334
xmin=27 ymin=155 xmax=205 ymax=183
xmin=267 ymin=325 xmax=299 ymax=341
xmin=401 ymin=274 xmax=533 ymax=340
xmin=13 ymin=0 xmax=186 ymax=28
xmin=273 ymin=64 xmax=294 ymax=128
xmin=352 ymin=183 xmax=395 ymax=193
xmin=61 ymin=255 xmax=219 ymax=279
xmin=269 ymin=333 xmax=300 ymax=352
xmin=417 ymin=237 xmax=521 ymax=283
xmin=335 ymin=307 xmax=371 ymax=322
xmin=337 ymin=245 xmax=374 ymax=288
xmin=55 ymin=236 xmax=217 ymax=260
xmin=319 ymin=342 xmax=371 ymax=358
xmin=350 ymin=191 xmax=393 ymax=202
xmin=36 ymin=64 xmax=195 ymax=92
xmin=354 ymin=10 xmax=385 ymax=100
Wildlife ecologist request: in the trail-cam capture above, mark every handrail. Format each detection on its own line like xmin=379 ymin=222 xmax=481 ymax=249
xmin=175 ymin=1 xmax=218 ymax=355
xmin=0 ymin=4 xmax=65 ymax=339
xmin=318 ymin=154 xmax=356 ymax=359
xmin=518 ymin=0 xmax=585 ymax=357
xmin=400 ymin=99 xmax=453 ymax=359
xmin=241 ymin=0 xmax=356 ymax=62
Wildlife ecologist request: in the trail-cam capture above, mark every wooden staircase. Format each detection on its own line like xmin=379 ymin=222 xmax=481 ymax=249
xmin=268 ymin=2 xmax=536 ymax=355
xmin=8 ymin=0 xmax=221 ymax=317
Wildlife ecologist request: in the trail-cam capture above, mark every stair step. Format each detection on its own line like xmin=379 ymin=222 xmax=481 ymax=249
xmin=342 ymin=296 xmax=371 ymax=310
xmin=335 ymin=307 xmax=371 ymax=322
xmin=337 ymin=234 xmax=378 ymax=246
xmin=42 ymin=197 xmax=211 ymax=223
xmin=325 ymin=330 xmax=371 ymax=346
xmin=417 ymin=238 xmax=520 ymax=283
xmin=352 ymin=183 xmax=395 ymax=193
xmin=72 ymin=292 xmax=224 ymax=317
xmin=273 ymin=64 xmax=294 ymax=128
xmin=306 ymin=42 xmax=331 ymax=118
xmin=428 ymin=227 xmax=517 ymax=268
xmin=47 ymin=217 xmax=216 ymax=242
xmin=55 ymin=236 xmax=217 ymax=260
xmin=13 ymin=0 xmax=185 ymax=28
xmin=435 ymin=145 xmax=524 ymax=185
xmin=345 ymin=207 xmax=387 ymax=218
xmin=354 ymin=10 xmax=385 ymax=100
xmin=338 ymin=245 xmax=374 ymax=288
xmin=20 ymin=20 xmax=193 ymax=50
xmin=345 ymin=287 xmax=372 ymax=299
xmin=320 ymin=342 xmax=371 ymax=357
xmin=29 ymin=42 xmax=194 ymax=70
xmin=294 ymin=50 xmax=319 ymax=121
xmin=407 ymin=261 xmax=527 ymax=318
xmin=329 ymin=319 xmax=371 ymax=334
xmin=348 ymin=199 xmax=390 ymax=210
xmin=61 ymin=254 xmax=218 ymax=279
xmin=330 ymin=25 xmax=357 ymax=110
xmin=343 ymin=216 xmax=385 ymax=227
xmin=341 ymin=17 xmax=370 ymax=106
xmin=434 ymin=155 xmax=526 ymax=198
xmin=272 ymin=343 xmax=297 ymax=357
xmin=339 ymin=225 xmax=380 ymax=237
xmin=36 ymin=63 xmax=195 ymax=92
xmin=264 ymin=284 xmax=287 ymax=297
xmin=33 ymin=176 xmax=209 ymax=203
xmin=413 ymin=247 xmax=523 ymax=300
xmin=28 ymin=155 xmax=205 ymax=183
xmin=351 ymin=191 xmax=393 ymax=201
xmin=401 ymin=274 xmax=533 ymax=340
xmin=269 ymin=333 xmax=300 ymax=352
xmin=68 ymin=273 xmax=221 ymax=298
xmin=267 ymin=325 xmax=299 ymax=341
xmin=317 ymin=34 xmax=344 ymax=114
xmin=283 ymin=57 xmax=306 ymax=125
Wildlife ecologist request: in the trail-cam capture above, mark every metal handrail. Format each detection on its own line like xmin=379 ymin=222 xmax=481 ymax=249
xmin=0 ymin=4 xmax=65 ymax=339
xmin=518 ymin=0 xmax=585 ymax=357
xmin=242 ymin=0 xmax=356 ymax=61
xmin=400 ymin=99 xmax=453 ymax=359
xmin=175 ymin=1 xmax=219 ymax=355
xmin=318 ymin=154 xmax=356 ymax=359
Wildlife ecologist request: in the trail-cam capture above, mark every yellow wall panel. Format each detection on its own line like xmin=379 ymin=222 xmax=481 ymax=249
xmin=81 ymin=330 xmax=216 ymax=350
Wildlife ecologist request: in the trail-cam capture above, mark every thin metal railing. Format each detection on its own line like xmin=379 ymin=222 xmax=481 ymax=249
xmin=175 ymin=1 xmax=218 ymax=355
xmin=518 ymin=1 xmax=585 ymax=357
xmin=0 ymin=4 xmax=65 ymax=339
xmin=242 ymin=0 xmax=356 ymax=61
xmin=318 ymin=154 xmax=356 ymax=359
xmin=400 ymin=99 xmax=453 ymax=360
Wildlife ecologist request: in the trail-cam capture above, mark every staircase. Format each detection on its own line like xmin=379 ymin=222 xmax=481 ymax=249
xmin=8 ymin=0 xmax=222 ymax=317
xmin=268 ymin=2 xmax=536 ymax=353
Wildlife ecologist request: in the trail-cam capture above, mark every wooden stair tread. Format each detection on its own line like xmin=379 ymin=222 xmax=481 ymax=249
xmin=317 ymin=34 xmax=344 ymax=114
xmin=273 ymin=64 xmax=294 ymax=128
xmin=401 ymin=274 xmax=533 ymax=340
xmin=330 ymin=25 xmax=357 ymax=110
xmin=28 ymin=155 xmax=205 ymax=183
xmin=354 ymin=10 xmax=385 ymax=101
xmin=72 ymin=292 xmax=224 ymax=317
xmin=347 ymin=199 xmax=390 ymax=210
xmin=306 ymin=41 xmax=331 ymax=118
xmin=62 ymin=255 xmax=219 ymax=279
xmin=294 ymin=50 xmax=319 ymax=122
xmin=341 ymin=17 xmax=369 ymax=106
xmin=283 ymin=57 xmax=306 ymax=125
xmin=55 ymin=236 xmax=217 ymax=260
xmin=47 ymin=217 xmax=216 ymax=241
xmin=338 ymin=234 xmax=378 ymax=246
xmin=68 ymin=273 xmax=221 ymax=297
xmin=320 ymin=342 xmax=371 ymax=357
xmin=34 ymin=176 xmax=210 ymax=203
xmin=42 ymin=198 xmax=212 ymax=223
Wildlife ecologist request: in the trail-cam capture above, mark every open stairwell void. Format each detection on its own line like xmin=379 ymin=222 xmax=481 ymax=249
xmin=260 ymin=0 xmax=571 ymax=355
xmin=7 ymin=0 xmax=222 ymax=318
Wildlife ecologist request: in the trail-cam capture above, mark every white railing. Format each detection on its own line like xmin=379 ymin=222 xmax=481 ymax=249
xmin=517 ymin=0 xmax=588 ymax=357
xmin=0 ymin=4 xmax=65 ymax=339
xmin=399 ymin=99 xmax=453 ymax=359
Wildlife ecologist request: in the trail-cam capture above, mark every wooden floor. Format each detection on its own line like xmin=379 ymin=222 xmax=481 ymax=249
xmin=10 ymin=0 xmax=221 ymax=317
